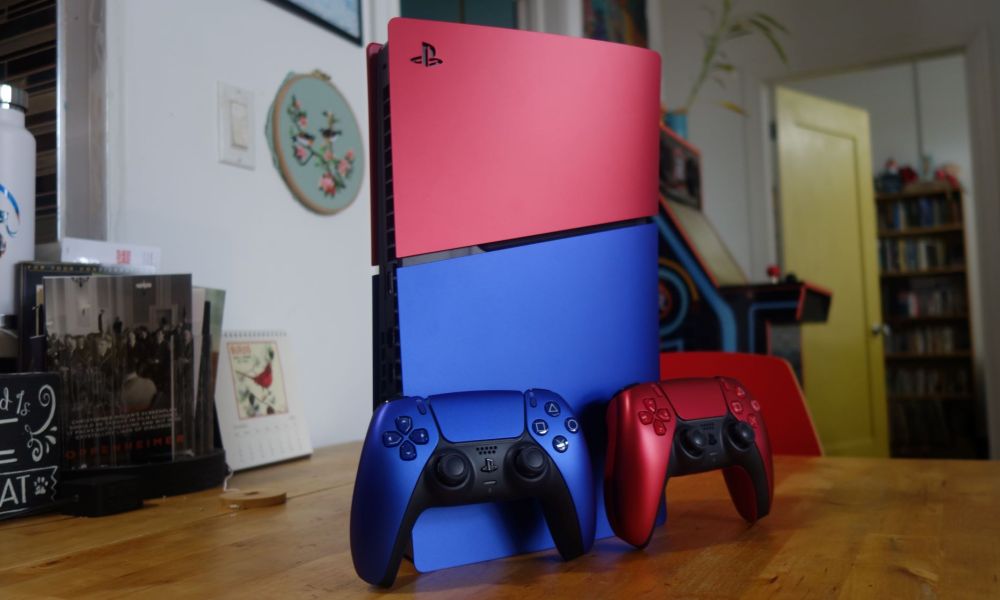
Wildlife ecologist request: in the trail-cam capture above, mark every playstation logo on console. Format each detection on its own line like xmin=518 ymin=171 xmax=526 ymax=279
xmin=410 ymin=42 xmax=443 ymax=67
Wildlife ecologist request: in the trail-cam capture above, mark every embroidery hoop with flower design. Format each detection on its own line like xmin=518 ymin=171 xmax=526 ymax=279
xmin=265 ymin=70 xmax=365 ymax=215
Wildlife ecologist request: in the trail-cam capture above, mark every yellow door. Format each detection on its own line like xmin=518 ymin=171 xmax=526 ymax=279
xmin=775 ymin=87 xmax=888 ymax=456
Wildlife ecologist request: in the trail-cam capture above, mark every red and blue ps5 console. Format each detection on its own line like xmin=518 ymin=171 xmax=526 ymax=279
xmin=366 ymin=18 xmax=660 ymax=573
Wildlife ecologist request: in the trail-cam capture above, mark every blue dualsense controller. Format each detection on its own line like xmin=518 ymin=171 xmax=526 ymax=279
xmin=350 ymin=389 xmax=595 ymax=586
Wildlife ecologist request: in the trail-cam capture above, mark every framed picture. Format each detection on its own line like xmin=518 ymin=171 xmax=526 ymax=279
xmin=270 ymin=0 xmax=362 ymax=46
xmin=583 ymin=0 xmax=648 ymax=48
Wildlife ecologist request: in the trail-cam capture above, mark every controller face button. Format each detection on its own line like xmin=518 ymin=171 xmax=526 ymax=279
xmin=514 ymin=446 xmax=547 ymax=478
xmin=544 ymin=401 xmax=561 ymax=417
xmin=750 ymin=398 xmax=761 ymax=412
xmin=553 ymin=435 xmax=569 ymax=453
xmin=382 ymin=431 xmax=403 ymax=447
xmin=435 ymin=453 xmax=470 ymax=487
xmin=728 ymin=421 xmax=755 ymax=451
xmin=532 ymin=419 xmax=550 ymax=436
xmin=731 ymin=401 xmax=743 ymax=414
xmin=643 ymin=398 xmax=657 ymax=411
xmin=736 ymin=386 xmax=747 ymax=398
xmin=395 ymin=416 xmax=413 ymax=434
xmin=565 ymin=417 xmax=580 ymax=433
xmin=638 ymin=410 xmax=654 ymax=425
xmin=399 ymin=441 xmax=417 ymax=461
xmin=653 ymin=420 xmax=667 ymax=436
xmin=410 ymin=428 xmax=429 ymax=445
xmin=655 ymin=408 xmax=671 ymax=422
xmin=681 ymin=428 xmax=707 ymax=457
xmin=748 ymin=414 xmax=759 ymax=428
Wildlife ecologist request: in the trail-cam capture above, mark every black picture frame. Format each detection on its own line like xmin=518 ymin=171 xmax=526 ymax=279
xmin=269 ymin=0 xmax=363 ymax=46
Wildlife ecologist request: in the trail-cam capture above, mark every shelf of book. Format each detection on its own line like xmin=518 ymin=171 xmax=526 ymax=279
xmin=877 ymin=223 xmax=964 ymax=238
xmin=880 ymin=266 xmax=965 ymax=279
xmin=876 ymin=183 xmax=981 ymax=459
xmin=888 ymin=394 xmax=973 ymax=402
xmin=884 ymin=351 xmax=972 ymax=361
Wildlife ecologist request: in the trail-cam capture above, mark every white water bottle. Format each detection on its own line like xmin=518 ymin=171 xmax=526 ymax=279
xmin=0 ymin=82 xmax=35 ymax=319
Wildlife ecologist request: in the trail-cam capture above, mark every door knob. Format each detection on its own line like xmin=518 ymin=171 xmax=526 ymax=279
xmin=871 ymin=323 xmax=891 ymax=337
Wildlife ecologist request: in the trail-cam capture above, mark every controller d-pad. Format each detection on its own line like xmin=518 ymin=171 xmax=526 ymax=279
xmin=642 ymin=398 xmax=657 ymax=411
xmin=544 ymin=401 xmax=561 ymax=417
xmin=395 ymin=416 xmax=413 ymax=434
xmin=653 ymin=420 xmax=667 ymax=436
xmin=399 ymin=441 xmax=417 ymax=461
xmin=410 ymin=428 xmax=429 ymax=445
xmin=638 ymin=410 xmax=654 ymax=425
xmin=382 ymin=431 xmax=403 ymax=447
xmin=655 ymin=408 xmax=671 ymax=422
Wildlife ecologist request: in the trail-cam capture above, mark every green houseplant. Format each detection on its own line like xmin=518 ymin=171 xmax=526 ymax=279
xmin=666 ymin=0 xmax=789 ymax=137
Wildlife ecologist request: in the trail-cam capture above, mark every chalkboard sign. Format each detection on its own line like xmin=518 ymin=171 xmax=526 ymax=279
xmin=0 ymin=373 xmax=61 ymax=517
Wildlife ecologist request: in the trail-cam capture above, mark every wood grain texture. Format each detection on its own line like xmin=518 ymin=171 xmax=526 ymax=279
xmin=2 ymin=444 xmax=998 ymax=599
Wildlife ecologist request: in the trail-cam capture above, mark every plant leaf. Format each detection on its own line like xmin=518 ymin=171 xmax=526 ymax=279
xmin=713 ymin=62 xmax=736 ymax=72
xmin=754 ymin=12 xmax=789 ymax=34
xmin=721 ymin=101 xmax=747 ymax=115
xmin=749 ymin=17 xmax=788 ymax=64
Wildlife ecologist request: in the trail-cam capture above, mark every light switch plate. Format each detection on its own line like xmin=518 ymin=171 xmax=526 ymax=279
xmin=218 ymin=82 xmax=255 ymax=169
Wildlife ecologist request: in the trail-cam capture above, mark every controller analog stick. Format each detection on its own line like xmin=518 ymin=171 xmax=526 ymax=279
xmin=435 ymin=453 xmax=470 ymax=487
xmin=727 ymin=422 xmax=755 ymax=451
xmin=514 ymin=447 xmax=547 ymax=479
xmin=681 ymin=428 xmax=707 ymax=458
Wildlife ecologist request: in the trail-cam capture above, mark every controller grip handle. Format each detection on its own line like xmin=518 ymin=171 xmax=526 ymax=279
xmin=538 ymin=480 xmax=589 ymax=560
xmin=722 ymin=455 xmax=772 ymax=523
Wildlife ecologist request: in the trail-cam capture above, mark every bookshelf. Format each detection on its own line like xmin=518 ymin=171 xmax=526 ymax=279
xmin=875 ymin=181 xmax=982 ymax=458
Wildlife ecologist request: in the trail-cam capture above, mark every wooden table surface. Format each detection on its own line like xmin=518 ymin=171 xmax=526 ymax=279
xmin=2 ymin=443 xmax=999 ymax=599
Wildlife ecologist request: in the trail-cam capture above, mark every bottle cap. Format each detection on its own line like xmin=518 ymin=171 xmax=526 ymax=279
xmin=0 ymin=83 xmax=29 ymax=112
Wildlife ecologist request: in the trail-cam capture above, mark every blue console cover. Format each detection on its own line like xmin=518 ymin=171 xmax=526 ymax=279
xmin=397 ymin=223 xmax=659 ymax=571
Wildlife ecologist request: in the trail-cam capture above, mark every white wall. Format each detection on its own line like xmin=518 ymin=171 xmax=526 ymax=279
xmin=103 ymin=0 xmax=399 ymax=447
xmin=651 ymin=0 xmax=1000 ymax=456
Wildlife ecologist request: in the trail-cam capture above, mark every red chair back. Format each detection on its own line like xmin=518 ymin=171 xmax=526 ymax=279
xmin=660 ymin=351 xmax=823 ymax=456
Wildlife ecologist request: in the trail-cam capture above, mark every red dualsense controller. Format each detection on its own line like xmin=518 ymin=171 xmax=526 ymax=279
xmin=604 ymin=377 xmax=774 ymax=548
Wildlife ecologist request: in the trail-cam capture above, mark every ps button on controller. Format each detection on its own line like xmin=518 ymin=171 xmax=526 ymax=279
xmin=653 ymin=420 xmax=667 ymax=436
xmin=532 ymin=419 xmax=549 ymax=436
xmin=553 ymin=435 xmax=569 ymax=453
xmin=382 ymin=431 xmax=403 ymax=447
xmin=410 ymin=428 xmax=429 ymax=445
xmin=395 ymin=416 xmax=412 ymax=434
xmin=638 ymin=410 xmax=654 ymax=425
xmin=565 ymin=417 xmax=580 ymax=433
xmin=643 ymin=398 xmax=657 ymax=411
xmin=399 ymin=441 xmax=417 ymax=461
xmin=655 ymin=408 xmax=671 ymax=422
xmin=544 ymin=401 xmax=561 ymax=417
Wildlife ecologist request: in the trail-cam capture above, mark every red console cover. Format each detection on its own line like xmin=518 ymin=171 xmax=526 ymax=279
xmin=386 ymin=18 xmax=661 ymax=257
